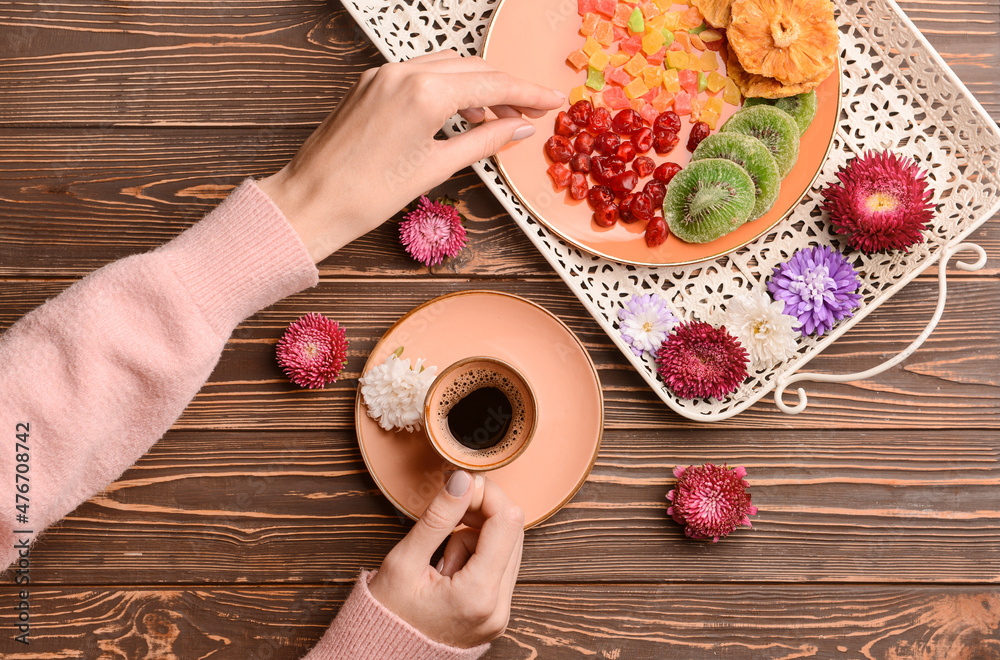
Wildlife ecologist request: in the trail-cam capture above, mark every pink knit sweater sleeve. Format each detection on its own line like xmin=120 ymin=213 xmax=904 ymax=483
xmin=0 ymin=178 xmax=488 ymax=660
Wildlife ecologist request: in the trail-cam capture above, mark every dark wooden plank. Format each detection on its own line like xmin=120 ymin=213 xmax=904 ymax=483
xmin=0 ymin=585 xmax=997 ymax=658
xmin=0 ymin=0 xmax=996 ymax=125
xmin=0 ymin=129 xmax=555 ymax=278
xmin=15 ymin=427 xmax=999 ymax=585
xmin=2 ymin=277 xmax=996 ymax=431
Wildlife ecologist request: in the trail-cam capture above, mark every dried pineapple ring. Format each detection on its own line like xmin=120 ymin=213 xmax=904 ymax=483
xmin=691 ymin=0 xmax=733 ymax=29
xmin=727 ymin=0 xmax=839 ymax=85
xmin=725 ymin=45 xmax=830 ymax=99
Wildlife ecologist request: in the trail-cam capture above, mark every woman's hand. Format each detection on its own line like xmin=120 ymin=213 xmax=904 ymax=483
xmin=368 ymin=470 xmax=525 ymax=649
xmin=258 ymin=50 xmax=564 ymax=263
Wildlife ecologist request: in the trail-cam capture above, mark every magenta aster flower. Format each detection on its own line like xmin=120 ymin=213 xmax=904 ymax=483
xmin=767 ymin=245 xmax=862 ymax=336
xmin=655 ymin=321 xmax=748 ymax=400
xmin=821 ymin=150 xmax=934 ymax=254
xmin=275 ymin=312 xmax=348 ymax=389
xmin=667 ymin=463 xmax=758 ymax=542
xmin=618 ymin=293 xmax=679 ymax=356
xmin=399 ymin=196 xmax=468 ymax=266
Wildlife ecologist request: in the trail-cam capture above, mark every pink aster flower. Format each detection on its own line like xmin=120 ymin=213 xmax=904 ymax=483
xmin=399 ymin=196 xmax=468 ymax=266
xmin=275 ymin=312 xmax=348 ymax=389
xmin=667 ymin=463 xmax=758 ymax=542
xmin=821 ymin=150 xmax=934 ymax=254
xmin=655 ymin=321 xmax=749 ymax=400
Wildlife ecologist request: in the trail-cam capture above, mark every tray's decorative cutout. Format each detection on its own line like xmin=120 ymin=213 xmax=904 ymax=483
xmin=342 ymin=0 xmax=1000 ymax=421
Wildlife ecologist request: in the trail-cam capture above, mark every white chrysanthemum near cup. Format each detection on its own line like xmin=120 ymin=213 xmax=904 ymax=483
xmin=359 ymin=351 xmax=438 ymax=433
xmin=725 ymin=289 xmax=802 ymax=369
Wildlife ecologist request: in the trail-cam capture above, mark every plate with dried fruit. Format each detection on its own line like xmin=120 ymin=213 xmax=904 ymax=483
xmin=482 ymin=0 xmax=841 ymax=267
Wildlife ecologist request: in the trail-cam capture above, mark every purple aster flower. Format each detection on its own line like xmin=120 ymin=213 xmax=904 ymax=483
xmin=767 ymin=245 xmax=862 ymax=336
xmin=617 ymin=293 xmax=679 ymax=356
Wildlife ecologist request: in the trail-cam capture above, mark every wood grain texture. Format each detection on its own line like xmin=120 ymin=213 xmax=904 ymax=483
xmin=8 ymin=428 xmax=997 ymax=586
xmin=0 ymin=585 xmax=997 ymax=659
xmin=2 ymin=277 xmax=996 ymax=431
xmin=1 ymin=130 xmax=999 ymax=277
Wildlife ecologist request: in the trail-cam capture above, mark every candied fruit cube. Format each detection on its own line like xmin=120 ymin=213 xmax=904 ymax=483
xmin=700 ymin=50 xmax=719 ymax=72
xmin=610 ymin=52 xmax=630 ymax=67
xmin=578 ymin=0 xmax=597 ymax=16
xmin=666 ymin=50 xmax=687 ymax=69
xmin=606 ymin=65 xmax=631 ymax=86
xmin=628 ymin=7 xmax=644 ymax=32
xmin=681 ymin=6 xmax=702 ymax=28
xmin=653 ymin=0 xmax=672 ymax=12
xmin=646 ymin=46 xmax=667 ymax=65
xmin=642 ymin=30 xmax=665 ymax=55
xmin=581 ymin=12 xmax=601 ymax=36
xmin=613 ymin=24 xmax=628 ymax=41
xmin=706 ymin=71 xmax=727 ymax=93
xmin=690 ymin=95 xmax=703 ymax=120
xmin=700 ymin=28 xmax=724 ymax=51
xmin=661 ymin=28 xmax=675 ymax=48
xmin=595 ymin=0 xmax=616 ymax=17
xmin=629 ymin=98 xmax=646 ymax=112
xmin=723 ymin=78 xmax=741 ymax=105
xmin=642 ymin=65 xmax=664 ymax=88
xmin=567 ymin=49 xmax=590 ymax=71
xmin=639 ymin=102 xmax=659 ymax=125
xmin=705 ymin=96 xmax=723 ymax=114
xmin=620 ymin=34 xmax=644 ymax=56
xmin=662 ymin=68 xmax=680 ymax=92
xmin=602 ymin=85 xmax=630 ymax=109
xmin=641 ymin=2 xmax=661 ymax=19
xmin=589 ymin=50 xmax=611 ymax=70
xmin=674 ymin=31 xmax=690 ymax=50
xmin=583 ymin=37 xmax=602 ymax=56
xmin=569 ymin=85 xmax=591 ymax=105
xmin=697 ymin=72 xmax=708 ymax=93
xmin=595 ymin=20 xmax=615 ymax=45
xmin=624 ymin=77 xmax=650 ymax=99
xmin=674 ymin=90 xmax=691 ymax=115
xmin=641 ymin=86 xmax=660 ymax=103
xmin=652 ymin=89 xmax=675 ymax=112
xmin=586 ymin=66 xmax=606 ymax=90
xmin=689 ymin=34 xmax=706 ymax=51
xmin=702 ymin=108 xmax=720 ymax=129
xmin=690 ymin=21 xmax=708 ymax=35
xmin=613 ymin=3 xmax=632 ymax=27
xmin=678 ymin=68 xmax=698 ymax=95
xmin=662 ymin=11 xmax=681 ymax=31
xmin=624 ymin=52 xmax=649 ymax=77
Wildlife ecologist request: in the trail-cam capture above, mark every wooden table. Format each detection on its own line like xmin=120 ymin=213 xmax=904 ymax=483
xmin=1 ymin=1 xmax=998 ymax=657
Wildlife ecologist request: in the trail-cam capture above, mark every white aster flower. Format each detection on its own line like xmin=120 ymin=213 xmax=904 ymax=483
xmin=725 ymin=289 xmax=801 ymax=368
xmin=359 ymin=352 xmax=437 ymax=433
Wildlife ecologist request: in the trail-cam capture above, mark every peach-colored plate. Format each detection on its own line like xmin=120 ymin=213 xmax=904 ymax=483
xmin=355 ymin=290 xmax=604 ymax=529
xmin=482 ymin=0 xmax=841 ymax=267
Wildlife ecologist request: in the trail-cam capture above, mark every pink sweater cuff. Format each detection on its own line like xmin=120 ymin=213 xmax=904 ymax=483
xmin=303 ymin=571 xmax=490 ymax=660
xmin=155 ymin=177 xmax=319 ymax=337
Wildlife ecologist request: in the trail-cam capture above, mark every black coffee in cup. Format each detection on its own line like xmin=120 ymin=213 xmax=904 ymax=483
xmin=446 ymin=386 xmax=513 ymax=450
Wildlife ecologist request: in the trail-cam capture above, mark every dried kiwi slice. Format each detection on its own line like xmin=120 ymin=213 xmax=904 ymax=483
xmin=743 ymin=91 xmax=817 ymax=136
xmin=720 ymin=105 xmax=800 ymax=178
xmin=663 ymin=158 xmax=756 ymax=244
xmin=692 ymin=132 xmax=781 ymax=220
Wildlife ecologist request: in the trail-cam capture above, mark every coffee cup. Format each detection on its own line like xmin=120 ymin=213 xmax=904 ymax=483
xmin=423 ymin=356 xmax=537 ymax=471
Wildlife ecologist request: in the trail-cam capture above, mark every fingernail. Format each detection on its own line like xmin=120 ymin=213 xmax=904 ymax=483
xmin=512 ymin=124 xmax=535 ymax=141
xmin=552 ymin=89 xmax=567 ymax=102
xmin=474 ymin=475 xmax=484 ymax=490
xmin=435 ymin=558 xmax=445 ymax=572
xmin=447 ymin=470 xmax=472 ymax=496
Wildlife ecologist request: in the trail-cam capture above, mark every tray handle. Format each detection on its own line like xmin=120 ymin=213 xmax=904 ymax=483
xmin=774 ymin=242 xmax=988 ymax=414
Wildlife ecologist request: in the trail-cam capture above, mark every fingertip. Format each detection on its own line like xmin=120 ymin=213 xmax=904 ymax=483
xmin=446 ymin=469 xmax=473 ymax=497
xmin=511 ymin=122 xmax=535 ymax=141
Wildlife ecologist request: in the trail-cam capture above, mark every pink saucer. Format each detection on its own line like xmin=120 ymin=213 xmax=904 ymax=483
xmin=354 ymin=291 xmax=604 ymax=528
xmin=481 ymin=0 xmax=841 ymax=267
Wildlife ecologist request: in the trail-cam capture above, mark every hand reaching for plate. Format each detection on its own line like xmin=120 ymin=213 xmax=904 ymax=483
xmin=258 ymin=50 xmax=564 ymax=264
xmin=368 ymin=470 xmax=525 ymax=649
